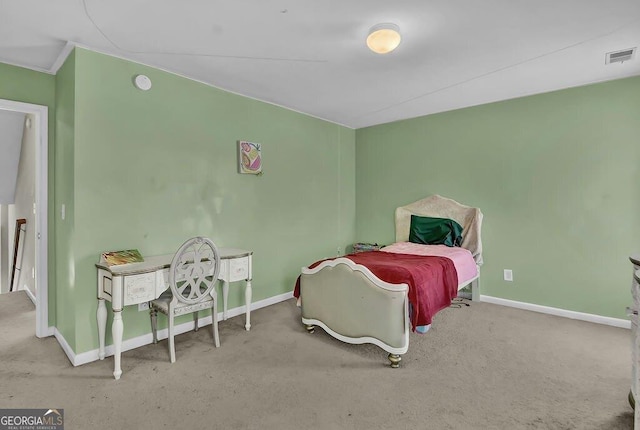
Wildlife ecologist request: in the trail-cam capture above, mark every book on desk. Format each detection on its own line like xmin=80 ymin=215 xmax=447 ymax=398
xmin=100 ymin=249 xmax=144 ymax=266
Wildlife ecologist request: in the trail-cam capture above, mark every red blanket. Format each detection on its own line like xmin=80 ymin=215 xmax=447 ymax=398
xmin=294 ymin=251 xmax=459 ymax=331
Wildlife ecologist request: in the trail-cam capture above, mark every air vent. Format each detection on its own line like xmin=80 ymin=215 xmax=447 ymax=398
xmin=605 ymin=47 xmax=636 ymax=64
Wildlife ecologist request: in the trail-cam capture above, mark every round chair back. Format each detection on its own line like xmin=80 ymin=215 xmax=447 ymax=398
xmin=169 ymin=237 xmax=221 ymax=305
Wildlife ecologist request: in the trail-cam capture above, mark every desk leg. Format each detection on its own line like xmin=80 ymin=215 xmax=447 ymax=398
xmin=112 ymin=310 xmax=123 ymax=380
xmin=222 ymin=280 xmax=229 ymax=320
xmin=97 ymin=299 xmax=107 ymax=360
xmin=245 ymin=279 xmax=252 ymax=331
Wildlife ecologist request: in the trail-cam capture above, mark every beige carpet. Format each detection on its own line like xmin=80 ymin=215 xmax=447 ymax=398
xmin=0 ymin=291 xmax=633 ymax=429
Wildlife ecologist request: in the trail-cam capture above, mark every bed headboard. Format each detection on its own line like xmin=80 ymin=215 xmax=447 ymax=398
xmin=395 ymin=195 xmax=484 ymax=266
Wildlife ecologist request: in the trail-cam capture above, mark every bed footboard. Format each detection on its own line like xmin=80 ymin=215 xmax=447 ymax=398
xmin=300 ymin=258 xmax=410 ymax=367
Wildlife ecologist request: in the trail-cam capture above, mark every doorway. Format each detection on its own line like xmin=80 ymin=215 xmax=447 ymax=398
xmin=0 ymin=99 xmax=49 ymax=338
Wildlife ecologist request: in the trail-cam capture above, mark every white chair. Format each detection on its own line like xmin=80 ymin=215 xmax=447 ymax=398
xmin=150 ymin=237 xmax=221 ymax=363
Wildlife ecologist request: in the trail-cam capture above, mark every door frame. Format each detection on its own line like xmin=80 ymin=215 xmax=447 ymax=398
xmin=0 ymin=99 xmax=49 ymax=338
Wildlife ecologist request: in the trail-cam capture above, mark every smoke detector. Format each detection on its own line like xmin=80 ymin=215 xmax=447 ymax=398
xmin=605 ymin=48 xmax=636 ymax=64
xmin=133 ymin=74 xmax=152 ymax=91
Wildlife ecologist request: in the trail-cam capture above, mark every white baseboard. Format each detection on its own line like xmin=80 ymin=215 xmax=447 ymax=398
xmin=480 ymin=295 xmax=631 ymax=329
xmin=54 ymin=327 xmax=77 ymax=365
xmin=54 ymin=290 xmax=629 ymax=366
xmin=59 ymin=291 xmax=294 ymax=367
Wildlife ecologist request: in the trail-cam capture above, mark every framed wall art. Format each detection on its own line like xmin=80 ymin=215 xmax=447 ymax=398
xmin=237 ymin=140 xmax=263 ymax=175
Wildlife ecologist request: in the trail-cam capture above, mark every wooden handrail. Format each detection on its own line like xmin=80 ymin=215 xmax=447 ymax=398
xmin=10 ymin=218 xmax=26 ymax=292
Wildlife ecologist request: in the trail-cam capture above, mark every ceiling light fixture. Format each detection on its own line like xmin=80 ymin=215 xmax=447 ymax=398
xmin=366 ymin=23 xmax=401 ymax=54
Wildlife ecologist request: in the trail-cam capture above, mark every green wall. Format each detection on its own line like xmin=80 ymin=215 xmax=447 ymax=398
xmin=64 ymin=49 xmax=355 ymax=353
xmin=54 ymin=51 xmax=76 ymax=348
xmin=0 ymin=62 xmax=57 ymax=326
xmin=356 ymin=76 xmax=640 ymax=319
xmin=2 ymin=49 xmax=638 ymax=355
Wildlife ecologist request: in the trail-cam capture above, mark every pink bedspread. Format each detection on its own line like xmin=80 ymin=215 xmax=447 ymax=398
xmin=381 ymin=242 xmax=478 ymax=285
xmin=294 ymin=251 xmax=459 ymax=331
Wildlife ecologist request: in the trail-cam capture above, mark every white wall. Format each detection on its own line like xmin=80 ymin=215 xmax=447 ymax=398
xmin=0 ymin=111 xmax=26 ymax=204
xmin=9 ymin=114 xmax=36 ymax=296
xmin=0 ymin=110 xmax=25 ymax=294
xmin=0 ymin=204 xmax=6 ymax=293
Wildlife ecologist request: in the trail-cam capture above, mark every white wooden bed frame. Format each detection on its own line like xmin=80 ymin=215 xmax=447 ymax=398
xmin=299 ymin=195 xmax=483 ymax=368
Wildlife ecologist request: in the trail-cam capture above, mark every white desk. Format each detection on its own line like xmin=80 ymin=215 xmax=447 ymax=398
xmin=96 ymin=248 xmax=252 ymax=380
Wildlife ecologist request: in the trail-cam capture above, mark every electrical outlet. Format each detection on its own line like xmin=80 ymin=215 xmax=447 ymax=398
xmin=138 ymin=302 xmax=149 ymax=312
xmin=504 ymin=269 xmax=513 ymax=282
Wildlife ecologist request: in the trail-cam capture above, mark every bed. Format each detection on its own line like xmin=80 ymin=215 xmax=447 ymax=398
xmin=296 ymin=195 xmax=483 ymax=368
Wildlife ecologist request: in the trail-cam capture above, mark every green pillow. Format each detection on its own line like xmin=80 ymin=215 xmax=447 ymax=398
xmin=408 ymin=215 xmax=463 ymax=247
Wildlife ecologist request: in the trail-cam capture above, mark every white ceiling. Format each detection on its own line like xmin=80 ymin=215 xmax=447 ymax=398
xmin=1 ymin=0 xmax=639 ymax=128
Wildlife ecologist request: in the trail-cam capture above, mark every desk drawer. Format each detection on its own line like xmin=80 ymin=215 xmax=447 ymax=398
xmin=123 ymin=273 xmax=156 ymax=305
xmin=227 ymin=257 xmax=249 ymax=282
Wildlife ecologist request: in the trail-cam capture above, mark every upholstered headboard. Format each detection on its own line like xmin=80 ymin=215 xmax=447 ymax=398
xmin=395 ymin=195 xmax=484 ymax=266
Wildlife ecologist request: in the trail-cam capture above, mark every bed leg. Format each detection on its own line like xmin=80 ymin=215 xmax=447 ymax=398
xmin=471 ymin=278 xmax=480 ymax=302
xmin=304 ymin=324 xmax=315 ymax=334
xmin=388 ymin=353 xmax=401 ymax=368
